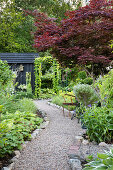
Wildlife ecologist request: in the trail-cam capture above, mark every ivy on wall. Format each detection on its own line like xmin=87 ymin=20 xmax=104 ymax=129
xmin=34 ymin=56 xmax=60 ymax=97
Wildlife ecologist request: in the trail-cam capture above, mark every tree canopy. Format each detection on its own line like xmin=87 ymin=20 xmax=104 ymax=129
xmin=29 ymin=0 xmax=113 ymax=72
xmin=0 ymin=0 xmax=78 ymax=52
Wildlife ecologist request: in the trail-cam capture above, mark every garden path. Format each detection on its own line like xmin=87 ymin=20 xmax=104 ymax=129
xmin=13 ymin=100 xmax=85 ymax=170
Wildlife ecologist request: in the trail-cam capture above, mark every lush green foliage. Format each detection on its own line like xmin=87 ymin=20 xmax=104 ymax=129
xmin=83 ymin=147 xmax=113 ymax=170
xmin=0 ymin=60 xmax=12 ymax=86
xmin=51 ymin=90 xmax=76 ymax=110
xmin=76 ymin=71 xmax=93 ymax=85
xmin=0 ymin=95 xmax=37 ymax=114
xmin=0 ymin=111 xmax=43 ymax=157
xmin=39 ymin=88 xmax=55 ymax=99
xmin=16 ymin=0 xmax=78 ymax=19
xmin=0 ymin=0 xmax=36 ymax=52
xmin=83 ymin=106 xmax=113 ymax=143
xmin=14 ymin=91 xmax=34 ymax=99
xmin=94 ymin=69 xmax=113 ymax=107
xmin=78 ymin=71 xmax=87 ymax=80
xmin=73 ymin=84 xmax=98 ymax=106
xmin=34 ymin=56 xmax=61 ymax=97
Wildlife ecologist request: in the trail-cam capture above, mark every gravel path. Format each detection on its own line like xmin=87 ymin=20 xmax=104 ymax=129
xmin=13 ymin=100 xmax=85 ymax=170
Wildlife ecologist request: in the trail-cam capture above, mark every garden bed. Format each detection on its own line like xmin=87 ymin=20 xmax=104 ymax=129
xmin=0 ymin=110 xmax=44 ymax=169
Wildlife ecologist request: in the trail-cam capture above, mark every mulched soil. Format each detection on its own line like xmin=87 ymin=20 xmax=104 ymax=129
xmin=0 ymin=153 xmax=15 ymax=169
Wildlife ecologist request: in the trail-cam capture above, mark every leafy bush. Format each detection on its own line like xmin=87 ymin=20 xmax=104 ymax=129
xmin=0 ymin=60 xmax=12 ymax=86
xmin=83 ymin=106 xmax=113 ymax=143
xmin=51 ymin=90 xmax=77 ymax=110
xmin=83 ymin=147 xmax=113 ymax=170
xmin=17 ymin=98 xmax=37 ymax=114
xmin=0 ymin=96 xmax=37 ymax=114
xmin=83 ymin=77 xmax=93 ymax=85
xmin=95 ymin=69 xmax=113 ymax=107
xmin=0 ymin=111 xmax=43 ymax=157
xmin=14 ymin=91 xmax=34 ymax=99
xmin=73 ymin=84 xmax=98 ymax=106
xmin=78 ymin=71 xmax=87 ymax=80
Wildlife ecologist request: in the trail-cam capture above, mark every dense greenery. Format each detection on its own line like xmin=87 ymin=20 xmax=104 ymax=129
xmin=0 ymin=111 xmax=43 ymax=157
xmin=34 ymin=56 xmax=61 ymax=97
xmin=0 ymin=60 xmax=43 ymax=159
xmin=73 ymin=84 xmax=98 ymax=106
xmin=51 ymin=90 xmax=76 ymax=111
xmin=0 ymin=0 xmax=77 ymax=53
xmin=83 ymin=106 xmax=113 ymax=143
xmin=83 ymin=147 xmax=113 ymax=170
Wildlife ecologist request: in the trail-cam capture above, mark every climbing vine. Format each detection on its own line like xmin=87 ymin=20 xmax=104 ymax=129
xmin=52 ymin=59 xmax=61 ymax=94
xmin=34 ymin=56 xmax=60 ymax=97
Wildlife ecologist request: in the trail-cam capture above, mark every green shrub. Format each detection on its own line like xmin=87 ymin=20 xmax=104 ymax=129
xmin=78 ymin=71 xmax=87 ymax=80
xmin=73 ymin=84 xmax=98 ymax=106
xmin=51 ymin=90 xmax=76 ymax=110
xmin=0 ymin=95 xmax=18 ymax=114
xmin=0 ymin=111 xmax=43 ymax=157
xmin=94 ymin=69 xmax=113 ymax=107
xmin=14 ymin=91 xmax=34 ymax=99
xmin=0 ymin=96 xmax=37 ymax=114
xmin=17 ymin=98 xmax=37 ymax=114
xmin=83 ymin=147 xmax=113 ymax=170
xmin=0 ymin=60 xmax=12 ymax=86
xmin=83 ymin=77 xmax=93 ymax=85
xmin=83 ymin=106 xmax=113 ymax=143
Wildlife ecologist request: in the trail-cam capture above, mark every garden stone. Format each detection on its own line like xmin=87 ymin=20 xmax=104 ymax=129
xmin=8 ymin=163 xmax=15 ymax=170
xmin=10 ymin=156 xmax=18 ymax=163
xmin=69 ymin=158 xmax=82 ymax=170
xmin=75 ymin=136 xmax=83 ymax=142
xmin=44 ymin=117 xmax=48 ymax=121
xmin=2 ymin=167 xmax=9 ymax=170
xmin=40 ymin=121 xmax=49 ymax=129
xmin=82 ymin=140 xmax=89 ymax=145
xmin=91 ymin=141 xmax=97 ymax=145
xmin=14 ymin=150 xmax=20 ymax=157
xmin=21 ymin=143 xmax=26 ymax=149
xmin=99 ymin=142 xmax=108 ymax=147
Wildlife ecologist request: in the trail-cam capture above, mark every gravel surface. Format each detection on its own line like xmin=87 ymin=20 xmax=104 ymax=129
xmin=13 ymin=100 xmax=85 ymax=170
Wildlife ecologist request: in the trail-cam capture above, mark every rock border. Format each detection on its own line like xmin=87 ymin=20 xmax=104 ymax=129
xmin=2 ymin=110 xmax=49 ymax=170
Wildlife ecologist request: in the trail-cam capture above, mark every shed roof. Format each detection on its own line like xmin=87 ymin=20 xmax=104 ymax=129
xmin=0 ymin=53 xmax=39 ymax=63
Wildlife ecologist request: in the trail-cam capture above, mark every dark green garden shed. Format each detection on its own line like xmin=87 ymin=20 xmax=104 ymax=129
xmin=0 ymin=53 xmax=39 ymax=92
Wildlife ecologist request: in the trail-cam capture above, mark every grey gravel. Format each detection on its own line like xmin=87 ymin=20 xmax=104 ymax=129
xmin=13 ymin=100 xmax=112 ymax=170
xmin=13 ymin=100 xmax=84 ymax=170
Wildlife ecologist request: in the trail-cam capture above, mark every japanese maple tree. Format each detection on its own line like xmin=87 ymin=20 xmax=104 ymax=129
xmin=27 ymin=0 xmax=113 ymax=70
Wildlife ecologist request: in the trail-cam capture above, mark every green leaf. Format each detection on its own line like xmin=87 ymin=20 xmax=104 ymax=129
xmin=94 ymin=166 xmax=107 ymax=170
xmin=108 ymin=124 xmax=113 ymax=130
xmin=86 ymin=161 xmax=102 ymax=167
xmin=97 ymin=153 xmax=109 ymax=159
xmin=83 ymin=167 xmax=94 ymax=170
xmin=107 ymin=165 xmax=113 ymax=170
xmin=103 ymin=158 xmax=113 ymax=166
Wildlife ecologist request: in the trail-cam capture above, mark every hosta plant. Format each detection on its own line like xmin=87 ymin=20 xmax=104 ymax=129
xmin=83 ymin=147 xmax=113 ymax=170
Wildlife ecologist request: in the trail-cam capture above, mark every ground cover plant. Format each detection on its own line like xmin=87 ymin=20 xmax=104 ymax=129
xmin=0 ymin=111 xmax=43 ymax=157
xmin=83 ymin=106 xmax=113 ymax=143
xmin=0 ymin=60 xmax=43 ymax=168
xmin=83 ymin=147 xmax=113 ymax=170
xmin=82 ymin=69 xmax=113 ymax=143
xmin=51 ymin=90 xmax=77 ymax=111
